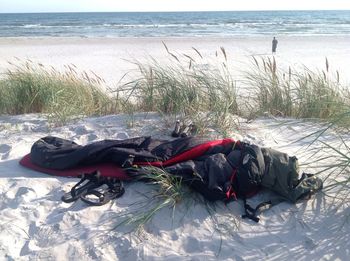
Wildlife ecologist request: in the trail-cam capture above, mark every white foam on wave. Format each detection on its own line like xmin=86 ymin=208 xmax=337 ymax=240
xmin=23 ymin=24 xmax=41 ymax=28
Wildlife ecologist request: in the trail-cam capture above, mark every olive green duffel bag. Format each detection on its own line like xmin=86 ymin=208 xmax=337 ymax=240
xmin=261 ymin=148 xmax=323 ymax=203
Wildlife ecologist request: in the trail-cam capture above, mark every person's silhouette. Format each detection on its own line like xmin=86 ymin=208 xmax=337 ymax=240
xmin=272 ymin=37 xmax=278 ymax=54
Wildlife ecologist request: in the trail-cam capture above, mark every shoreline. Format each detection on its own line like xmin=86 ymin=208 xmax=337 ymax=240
xmin=1 ymin=34 xmax=350 ymax=42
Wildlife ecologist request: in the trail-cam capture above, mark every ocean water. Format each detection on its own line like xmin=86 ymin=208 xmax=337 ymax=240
xmin=0 ymin=11 xmax=349 ymax=37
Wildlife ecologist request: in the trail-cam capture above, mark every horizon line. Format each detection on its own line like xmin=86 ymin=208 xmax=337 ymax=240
xmin=1 ymin=9 xmax=350 ymax=14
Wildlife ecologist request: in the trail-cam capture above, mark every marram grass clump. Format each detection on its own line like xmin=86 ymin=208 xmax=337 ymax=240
xmin=245 ymin=57 xmax=350 ymax=121
xmin=116 ymin=45 xmax=239 ymax=136
xmin=0 ymin=60 xmax=121 ymax=125
xmin=108 ymin=166 xmax=239 ymax=235
xmin=109 ymin=167 xmax=189 ymax=231
xmin=1 ymin=54 xmax=349 ymax=130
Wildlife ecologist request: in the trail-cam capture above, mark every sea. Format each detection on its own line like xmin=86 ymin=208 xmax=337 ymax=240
xmin=0 ymin=10 xmax=349 ymax=37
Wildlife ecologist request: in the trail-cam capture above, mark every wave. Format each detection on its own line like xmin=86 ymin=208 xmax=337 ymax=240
xmin=102 ymin=23 xmax=216 ymax=28
xmin=0 ymin=11 xmax=349 ymax=37
xmin=14 ymin=22 xmax=350 ymax=29
xmin=23 ymin=24 xmax=42 ymax=28
xmin=20 ymin=24 xmax=85 ymax=29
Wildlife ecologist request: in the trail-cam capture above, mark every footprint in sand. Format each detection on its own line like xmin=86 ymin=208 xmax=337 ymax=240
xmin=114 ymin=237 xmax=138 ymax=260
xmin=87 ymin=133 xmax=98 ymax=142
xmin=183 ymin=236 xmax=201 ymax=253
xmin=304 ymin=236 xmax=317 ymax=250
xmin=101 ymin=130 xmax=129 ymax=140
xmin=32 ymin=223 xmax=62 ymax=248
xmin=70 ymin=125 xmax=90 ymax=135
xmin=19 ymin=240 xmax=31 ymax=257
xmin=0 ymin=144 xmax=11 ymax=160
xmin=15 ymin=187 xmax=36 ymax=202
xmin=0 ymin=144 xmax=11 ymax=153
xmin=116 ymin=132 xmax=129 ymax=140
xmin=75 ymin=133 xmax=99 ymax=144
xmin=4 ymin=187 xmax=37 ymax=209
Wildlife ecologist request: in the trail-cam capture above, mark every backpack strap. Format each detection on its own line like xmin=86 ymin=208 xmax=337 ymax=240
xmin=241 ymin=197 xmax=272 ymax=223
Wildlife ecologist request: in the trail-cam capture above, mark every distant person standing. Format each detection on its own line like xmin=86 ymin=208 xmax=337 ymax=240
xmin=272 ymin=37 xmax=278 ymax=54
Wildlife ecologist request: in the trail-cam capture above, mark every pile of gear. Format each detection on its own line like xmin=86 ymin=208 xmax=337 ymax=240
xmin=21 ymin=121 xmax=323 ymax=222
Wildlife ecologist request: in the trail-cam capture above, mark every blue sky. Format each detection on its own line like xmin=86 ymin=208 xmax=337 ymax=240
xmin=1 ymin=0 xmax=350 ymax=13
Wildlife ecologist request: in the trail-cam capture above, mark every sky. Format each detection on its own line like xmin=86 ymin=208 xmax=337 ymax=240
xmin=1 ymin=0 xmax=350 ymax=13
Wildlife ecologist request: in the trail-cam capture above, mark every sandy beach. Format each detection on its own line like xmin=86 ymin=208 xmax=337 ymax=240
xmin=0 ymin=113 xmax=349 ymax=260
xmin=1 ymin=36 xmax=350 ymax=86
xmin=0 ymin=35 xmax=350 ymax=260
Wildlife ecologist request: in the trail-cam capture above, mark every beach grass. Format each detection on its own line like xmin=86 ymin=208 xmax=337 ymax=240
xmin=110 ymin=167 xmax=190 ymax=231
xmin=0 ymin=60 xmax=121 ymax=125
xmin=114 ymin=46 xmax=239 ymax=136
xmin=245 ymin=57 xmax=350 ymax=121
xmin=1 ymin=55 xmax=349 ymax=129
xmin=300 ymin=111 xmax=350 ymax=204
xmin=108 ymin=166 xmax=239 ymax=239
xmin=245 ymin=57 xmax=350 ymax=202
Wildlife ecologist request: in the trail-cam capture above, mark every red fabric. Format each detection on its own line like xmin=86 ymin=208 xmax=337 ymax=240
xmin=19 ymin=154 xmax=129 ymax=179
xmin=135 ymin=138 xmax=238 ymax=167
xmin=226 ymin=169 xmax=238 ymax=200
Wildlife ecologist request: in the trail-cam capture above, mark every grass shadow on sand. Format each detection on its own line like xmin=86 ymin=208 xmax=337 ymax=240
xmin=83 ymin=187 xmax=350 ymax=260
xmin=3 ymin=155 xmax=349 ymax=260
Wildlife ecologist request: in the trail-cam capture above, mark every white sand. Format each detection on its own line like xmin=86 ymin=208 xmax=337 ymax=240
xmin=0 ymin=37 xmax=350 ymax=260
xmin=0 ymin=113 xmax=349 ymax=260
xmin=1 ymin=36 xmax=350 ymax=87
